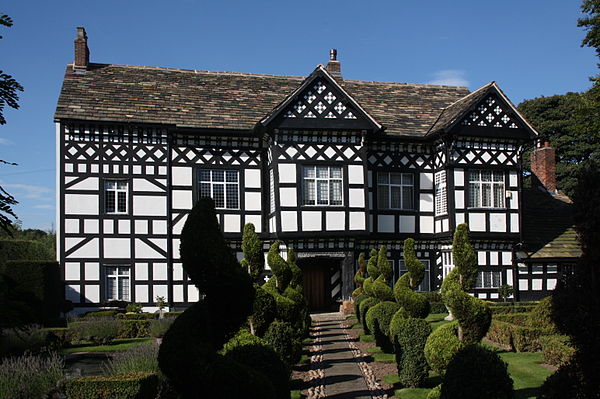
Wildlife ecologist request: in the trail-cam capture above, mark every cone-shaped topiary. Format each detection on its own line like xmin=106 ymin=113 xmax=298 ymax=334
xmin=393 ymin=238 xmax=430 ymax=318
xmin=352 ymin=253 xmax=367 ymax=297
xmin=241 ymin=223 xmax=264 ymax=281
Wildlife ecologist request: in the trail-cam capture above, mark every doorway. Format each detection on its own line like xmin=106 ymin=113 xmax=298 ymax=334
xmin=298 ymin=257 xmax=341 ymax=311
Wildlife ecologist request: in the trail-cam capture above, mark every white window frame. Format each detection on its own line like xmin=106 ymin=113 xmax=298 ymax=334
xmin=302 ymin=165 xmax=343 ymax=206
xmin=377 ymin=172 xmax=414 ymax=210
xmin=198 ymin=169 xmax=240 ymax=210
xmin=105 ymin=265 xmax=131 ymax=302
xmin=398 ymin=260 xmax=431 ymax=292
xmin=468 ymin=170 xmax=505 ymax=208
xmin=435 ymin=171 xmax=447 ymax=216
xmin=104 ymin=180 xmax=128 ymax=214
xmin=475 ymin=270 xmax=502 ymax=289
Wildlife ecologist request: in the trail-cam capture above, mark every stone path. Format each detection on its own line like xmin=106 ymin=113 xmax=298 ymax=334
xmin=307 ymin=312 xmax=387 ymax=399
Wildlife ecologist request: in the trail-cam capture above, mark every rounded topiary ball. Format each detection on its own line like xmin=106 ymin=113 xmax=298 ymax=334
xmin=424 ymin=321 xmax=464 ymax=375
xmin=263 ymin=320 xmax=301 ymax=366
xmin=365 ymin=301 xmax=401 ymax=352
xmin=441 ymin=344 xmax=513 ymax=399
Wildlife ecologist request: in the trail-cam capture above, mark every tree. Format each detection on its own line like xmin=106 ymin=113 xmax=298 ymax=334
xmin=0 ymin=14 xmax=23 ymax=234
xmin=579 ymin=0 xmax=600 ymax=61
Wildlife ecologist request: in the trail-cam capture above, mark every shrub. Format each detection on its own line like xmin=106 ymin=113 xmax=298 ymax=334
xmin=528 ymin=296 xmax=557 ymax=333
xmin=249 ymin=285 xmax=276 ymax=336
xmin=354 ymin=293 xmax=367 ymax=323
xmin=69 ymin=318 xmax=120 ymax=345
xmin=493 ymin=312 xmax=531 ymax=326
xmin=512 ymin=325 xmax=550 ymax=352
xmin=540 ymin=335 xmax=576 ymax=367
xmin=241 ymin=223 xmax=265 ymax=281
xmin=426 ymin=384 xmax=442 ymax=399
xmin=424 ymin=322 xmax=464 ymax=375
xmin=263 ymin=320 xmax=301 ymax=366
xmin=423 ymin=291 xmax=447 ymax=314
xmin=149 ymin=318 xmax=174 ymax=339
xmin=498 ymin=284 xmax=514 ymax=302
xmin=65 ymin=372 xmax=159 ymax=399
xmin=117 ymin=320 xmax=151 ymax=339
xmin=0 ymin=239 xmax=53 ymax=268
xmin=390 ymin=316 xmax=432 ymax=388
xmin=488 ymin=302 xmax=537 ymax=314
xmin=117 ymin=312 xmax=158 ymax=320
xmin=393 ymin=288 xmax=430 ymax=319
xmin=440 ymin=344 xmax=513 ymax=399
xmin=125 ymin=303 xmax=143 ymax=314
xmin=83 ymin=310 xmax=120 ymax=319
xmin=106 ymin=343 xmax=159 ymax=375
xmin=365 ymin=301 xmax=400 ymax=353
xmin=0 ymin=352 xmax=64 ymax=399
xmin=0 ymin=325 xmax=50 ymax=357
xmin=359 ymin=297 xmax=381 ymax=333
xmin=485 ymin=320 xmax=515 ymax=350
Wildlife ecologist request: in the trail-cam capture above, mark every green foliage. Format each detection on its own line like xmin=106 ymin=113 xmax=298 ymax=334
xmin=393 ymin=238 xmax=430 ymax=319
xmin=422 ymin=291 xmax=447 ymax=314
xmin=403 ymin=238 xmax=425 ymax=290
xmin=0 ymin=325 xmax=54 ymax=357
xmin=451 ymin=224 xmax=478 ymax=290
xmin=288 ymin=249 xmax=303 ymax=288
xmin=263 ymin=320 xmax=302 ymax=366
xmin=365 ymin=301 xmax=400 ymax=352
xmin=268 ymin=242 xmax=292 ymax=291
xmin=65 ymin=372 xmax=159 ymax=399
xmin=488 ymin=302 xmax=537 ymax=314
xmin=354 ymin=293 xmax=367 ymax=323
xmin=540 ymin=335 xmax=576 ymax=368
xmin=117 ymin=320 xmax=151 ymax=339
xmin=125 ymin=303 xmax=143 ymax=314
xmin=492 ymin=312 xmax=531 ymax=326
xmin=83 ymin=310 xmax=120 ymax=319
xmin=371 ymin=275 xmax=395 ymax=302
xmin=377 ymin=245 xmax=393 ymax=281
xmin=497 ymin=284 xmax=514 ymax=302
xmin=0 ymin=352 xmax=63 ymax=399
xmin=539 ymin=360 xmax=594 ymax=399
xmin=579 ymin=0 xmax=600 ymax=59
xmin=106 ymin=343 xmax=159 ymax=375
xmin=426 ymin=384 xmax=442 ymax=399
xmin=262 ymin=278 xmax=296 ymax=322
xmin=362 ymin=276 xmax=374 ymax=297
xmin=440 ymin=344 xmax=513 ymax=399
xmin=389 ymin=316 xmax=432 ymax=388
xmin=149 ymin=318 xmax=174 ymax=338
xmin=70 ymin=319 xmax=120 ymax=345
xmin=424 ymin=322 xmax=464 ymax=375
xmin=359 ymin=297 xmax=381 ymax=334
xmin=528 ymin=297 xmax=557 ymax=332
xmin=485 ymin=320 xmax=515 ymax=350
xmin=249 ymin=284 xmax=276 ymax=336
xmin=0 ymin=239 xmax=54 ymax=268
xmin=241 ymin=223 xmax=264 ymax=280
xmin=353 ymin=252 xmax=367 ymax=297
xmin=366 ymin=248 xmax=380 ymax=279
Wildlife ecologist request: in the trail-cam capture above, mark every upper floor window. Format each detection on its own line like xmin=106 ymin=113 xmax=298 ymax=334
xmin=105 ymin=265 xmax=130 ymax=302
xmin=435 ymin=171 xmax=447 ymax=216
xmin=105 ymin=180 xmax=128 ymax=214
xmin=377 ymin=172 xmax=413 ymax=210
xmin=199 ymin=169 xmax=239 ymax=209
xmin=303 ymin=166 xmax=343 ymax=206
xmin=475 ymin=270 xmax=501 ymax=289
xmin=468 ymin=170 xmax=504 ymax=208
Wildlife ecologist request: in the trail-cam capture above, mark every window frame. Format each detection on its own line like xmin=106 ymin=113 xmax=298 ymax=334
xmin=104 ymin=179 xmax=129 ymax=215
xmin=474 ymin=270 xmax=502 ymax=289
xmin=376 ymin=171 xmax=414 ymax=210
xmin=105 ymin=265 xmax=131 ymax=302
xmin=197 ymin=169 xmax=240 ymax=210
xmin=468 ymin=169 xmax=505 ymax=209
xmin=302 ymin=165 xmax=344 ymax=207
xmin=435 ymin=171 xmax=447 ymax=216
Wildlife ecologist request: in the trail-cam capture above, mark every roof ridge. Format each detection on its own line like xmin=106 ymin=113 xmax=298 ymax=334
xmin=342 ymin=78 xmax=469 ymax=89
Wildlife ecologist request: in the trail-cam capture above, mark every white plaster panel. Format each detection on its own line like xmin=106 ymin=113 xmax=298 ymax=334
xmin=173 ymin=285 xmax=184 ymax=302
xmin=509 ymin=191 xmax=519 ymax=210
xmin=349 ymin=189 xmax=365 ymax=208
xmin=84 ymin=263 xmax=99 ymax=280
xmin=223 ymin=214 xmax=241 ymax=233
xmin=349 ymin=212 xmax=365 ymax=230
xmin=456 ymin=213 xmax=465 ymax=226
xmin=348 ymin=165 xmax=364 ymax=185
xmin=135 ymin=285 xmax=149 ymax=303
xmin=478 ymin=251 xmax=487 ymax=265
xmin=135 ymin=220 xmax=148 ymax=234
xmin=399 ymin=215 xmax=415 ymax=233
xmin=153 ymin=285 xmax=168 ymax=301
xmin=172 ymin=239 xmax=181 ymax=259
xmin=490 ymin=293 xmax=499 ymax=299
xmin=188 ymin=286 xmax=200 ymax=302
xmin=133 ymin=165 xmax=141 ymax=174
xmin=153 ymin=263 xmax=168 ymax=281
xmin=133 ymin=196 xmax=167 ymax=216
xmin=84 ymin=219 xmax=99 ymax=234
xmin=420 ymin=216 xmax=434 ymax=234
xmin=326 ymin=211 xmax=345 ymax=231
xmin=455 ymin=191 xmax=465 ymax=209
xmin=435 ymin=220 xmax=442 ymax=233
xmin=302 ymin=211 xmax=322 ymax=231
xmin=490 ymin=214 xmax=507 ymax=232
xmin=68 ymin=238 xmax=99 ymax=259
xmin=172 ymin=190 xmax=193 ymax=210
xmin=65 ymin=219 xmax=79 ymax=234
xmin=419 ymin=193 xmax=434 ymax=212
xmin=172 ymin=166 xmax=192 ymax=186
xmin=104 ymin=238 xmax=131 ymax=258
xmin=65 ymin=262 xmax=80 ymax=280
xmin=442 ymin=218 xmax=449 ymax=232
xmin=135 ymin=263 xmax=149 ymax=280
xmin=78 ymin=164 xmax=87 ymax=173
xmin=532 ymin=279 xmax=543 ymax=291
xmin=66 ymin=285 xmax=80 ymax=303
xmin=509 ymin=171 xmax=518 ymax=187
xmin=519 ymin=279 xmax=528 ymax=291
xmin=245 ymin=192 xmax=262 ymax=211
xmin=279 ymin=187 xmax=297 ymax=207
xmin=173 ymin=263 xmax=184 ymax=281
xmin=118 ymin=220 xmax=130 ymax=234
xmin=135 ymin=239 xmax=163 ymax=259
xmin=245 ymin=215 xmax=262 ymax=233
xmin=244 ymin=169 xmax=262 ymax=188
xmin=468 ymin=213 xmax=486 ymax=232
xmin=502 ymin=252 xmax=512 ymax=265
xmin=69 ymin=177 xmax=99 ymax=191
xmin=65 ymin=238 xmax=85 ymax=252
xmin=133 ymin=179 xmax=163 ymax=192
xmin=65 ymin=194 xmax=99 ymax=215
xmin=510 ymin=213 xmax=520 ymax=233
xmin=506 ymin=272 xmax=513 ymax=285
xmin=278 ymin=164 xmax=297 ymax=183
xmin=377 ymin=215 xmax=395 ymax=233
xmin=454 ymin=169 xmax=465 ymax=186
xmin=104 ymin=220 xmax=114 ymax=234
xmin=490 ymin=252 xmax=499 ymax=265
xmin=547 ymin=279 xmax=557 ymax=290
xmin=85 ymin=285 xmax=100 ymax=303
xmin=420 ymin=173 xmax=433 ymax=190
xmin=153 ymin=220 xmax=167 ymax=234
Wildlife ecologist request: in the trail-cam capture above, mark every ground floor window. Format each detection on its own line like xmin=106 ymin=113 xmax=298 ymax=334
xmin=475 ymin=270 xmax=501 ymax=289
xmin=398 ymin=260 xmax=430 ymax=292
xmin=106 ymin=266 xmax=130 ymax=301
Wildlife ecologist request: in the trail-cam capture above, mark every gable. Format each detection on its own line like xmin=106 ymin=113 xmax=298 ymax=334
xmin=261 ymin=67 xmax=380 ymax=131
xmin=460 ymin=93 xmax=520 ymax=129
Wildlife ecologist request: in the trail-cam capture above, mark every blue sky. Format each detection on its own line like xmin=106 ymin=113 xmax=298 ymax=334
xmin=1 ymin=0 xmax=597 ymax=230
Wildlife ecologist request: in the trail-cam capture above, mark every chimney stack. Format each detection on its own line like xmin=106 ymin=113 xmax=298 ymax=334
xmin=73 ymin=27 xmax=89 ymax=72
xmin=531 ymin=140 xmax=557 ymax=193
xmin=326 ymin=49 xmax=341 ymax=77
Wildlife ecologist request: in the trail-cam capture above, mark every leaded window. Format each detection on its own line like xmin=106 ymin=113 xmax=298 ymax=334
xmin=398 ymin=260 xmax=430 ymax=292
xmin=105 ymin=180 xmax=128 ymax=214
xmin=435 ymin=171 xmax=447 ymax=215
xmin=468 ymin=170 xmax=505 ymax=208
xmin=199 ymin=169 xmax=239 ymax=209
xmin=377 ymin=172 xmax=414 ymax=210
xmin=105 ymin=266 xmax=130 ymax=301
xmin=475 ymin=271 xmax=501 ymax=289
xmin=303 ymin=166 xmax=343 ymax=206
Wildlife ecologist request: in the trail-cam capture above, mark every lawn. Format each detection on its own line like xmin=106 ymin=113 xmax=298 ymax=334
xmin=60 ymin=338 xmax=153 ymax=354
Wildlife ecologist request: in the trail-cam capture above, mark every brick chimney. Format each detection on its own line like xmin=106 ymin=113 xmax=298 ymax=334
xmin=73 ymin=27 xmax=89 ymax=72
xmin=530 ymin=140 xmax=557 ymax=193
xmin=326 ymin=49 xmax=341 ymax=77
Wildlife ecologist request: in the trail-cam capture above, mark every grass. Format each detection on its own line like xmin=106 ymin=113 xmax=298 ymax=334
xmin=359 ymin=333 xmax=374 ymax=342
xmin=425 ymin=313 xmax=450 ymax=331
xmin=290 ymin=378 xmax=306 ymax=399
xmin=60 ymin=338 xmax=152 ymax=354
xmin=500 ymin=352 xmax=553 ymax=399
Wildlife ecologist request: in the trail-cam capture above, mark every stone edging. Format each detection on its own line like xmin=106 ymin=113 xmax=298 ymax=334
xmin=307 ymin=321 xmax=325 ymax=399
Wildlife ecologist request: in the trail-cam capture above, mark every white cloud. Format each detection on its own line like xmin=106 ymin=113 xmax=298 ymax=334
xmin=32 ymin=204 xmax=54 ymax=210
xmin=2 ymin=183 xmax=53 ymax=199
xmin=427 ymin=70 xmax=469 ymax=87
xmin=0 ymin=138 xmax=14 ymax=145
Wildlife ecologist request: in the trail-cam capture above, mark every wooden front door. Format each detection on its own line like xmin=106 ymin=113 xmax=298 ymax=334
xmin=299 ymin=258 xmax=340 ymax=311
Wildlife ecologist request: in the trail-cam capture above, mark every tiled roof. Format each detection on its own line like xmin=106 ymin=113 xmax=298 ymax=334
xmin=54 ymin=63 xmax=470 ymax=136
xmin=521 ymin=188 xmax=581 ymax=259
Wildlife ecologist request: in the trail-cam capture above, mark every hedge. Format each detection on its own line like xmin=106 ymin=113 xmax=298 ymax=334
xmin=0 ymin=240 xmax=54 ymax=268
xmin=493 ymin=312 xmax=531 ymax=326
xmin=488 ymin=302 xmax=537 ymax=315
xmin=64 ymin=372 xmax=159 ymax=399
xmin=539 ymin=334 xmax=576 ymax=367
xmin=485 ymin=320 xmax=553 ymax=352
xmin=117 ymin=320 xmax=151 ymax=339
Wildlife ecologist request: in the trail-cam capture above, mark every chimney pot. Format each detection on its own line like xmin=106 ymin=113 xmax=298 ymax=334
xmin=326 ymin=49 xmax=341 ymax=78
xmin=330 ymin=49 xmax=337 ymax=61
xmin=74 ymin=26 xmax=89 ymax=72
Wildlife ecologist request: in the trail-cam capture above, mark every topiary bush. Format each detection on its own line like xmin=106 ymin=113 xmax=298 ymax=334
xmin=440 ymin=344 xmax=513 ymax=399
xmin=263 ymin=320 xmax=302 ymax=366
xmin=365 ymin=301 xmax=400 ymax=353
xmin=528 ymin=296 xmax=557 ymax=333
xmin=359 ymin=297 xmax=381 ymax=334
xmin=65 ymin=372 xmax=159 ymax=399
xmin=354 ymin=293 xmax=367 ymax=323
xmin=424 ymin=322 xmax=464 ymax=375
xmin=389 ymin=316 xmax=432 ymax=388
xmin=540 ymin=335 xmax=576 ymax=368
xmin=393 ymin=238 xmax=430 ymax=319
xmin=69 ymin=318 xmax=120 ymax=345
xmin=352 ymin=252 xmax=367 ymax=297
xmin=240 ymin=223 xmax=264 ymax=281
xmin=249 ymin=284 xmax=276 ymax=336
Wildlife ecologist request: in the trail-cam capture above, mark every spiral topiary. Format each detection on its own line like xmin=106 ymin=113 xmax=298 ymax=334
xmin=365 ymin=301 xmax=400 ymax=352
xmin=362 ymin=249 xmax=379 ymax=297
xmin=389 ymin=316 xmax=432 ymax=388
xmin=370 ymin=246 xmax=395 ymax=301
xmin=359 ymin=297 xmax=381 ymax=334
xmin=249 ymin=284 xmax=276 ymax=336
xmin=352 ymin=252 xmax=367 ymax=297
xmin=424 ymin=321 xmax=464 ymax=375
xmin=267 ymin=242 xmax=292 ymax=292
xmin=393 ymin=238 xmax=430 ymax=318
xmin=158 ymin=198 xmax=279 ymax=398
xmin=241 ymin=223 xmax=264 ymax=281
